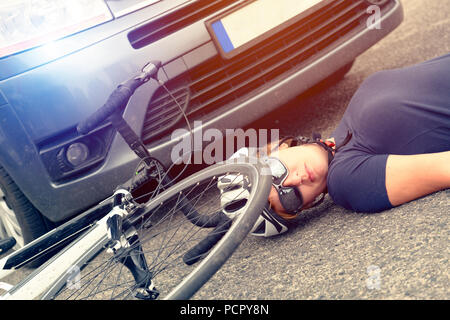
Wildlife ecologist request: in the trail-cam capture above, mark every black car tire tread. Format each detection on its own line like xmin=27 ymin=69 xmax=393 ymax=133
xmin=0 ymin=165 xmax=48 ymax=245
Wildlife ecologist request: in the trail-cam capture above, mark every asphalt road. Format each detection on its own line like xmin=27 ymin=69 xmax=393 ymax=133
xmin=193 ymin=0 xmax=450 ymax=300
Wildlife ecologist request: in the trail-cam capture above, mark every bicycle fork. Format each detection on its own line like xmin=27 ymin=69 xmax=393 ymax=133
xmin=106 ymin=191 xmax=159 ymax=300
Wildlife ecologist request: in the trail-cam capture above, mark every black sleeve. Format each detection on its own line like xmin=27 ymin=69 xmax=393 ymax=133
xmin=327 ymin=152 xmax=391 ymax=213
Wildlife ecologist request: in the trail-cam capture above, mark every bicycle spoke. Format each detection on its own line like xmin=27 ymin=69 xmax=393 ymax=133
xmin=45 ymin=162 xmax=269 ymax=300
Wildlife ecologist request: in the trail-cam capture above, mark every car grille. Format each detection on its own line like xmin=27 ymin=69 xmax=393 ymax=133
xmin=141 ymin=0 xmax=394 ymax=145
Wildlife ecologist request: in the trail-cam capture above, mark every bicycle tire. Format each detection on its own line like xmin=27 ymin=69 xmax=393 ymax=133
xmin=4 ymin=159 xmax=271 ymax=300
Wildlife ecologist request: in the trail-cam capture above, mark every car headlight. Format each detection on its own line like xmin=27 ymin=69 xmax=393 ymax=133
xmin=0 ymin=0 xmax=113 ymax=59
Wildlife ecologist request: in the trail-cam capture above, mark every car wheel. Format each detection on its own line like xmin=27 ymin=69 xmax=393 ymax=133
xmin=0 ymin=166 xmax=48 ymax=250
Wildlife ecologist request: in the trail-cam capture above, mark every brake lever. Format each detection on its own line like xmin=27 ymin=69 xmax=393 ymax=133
xmin=135 ymin=60 xmax=162 ymax=83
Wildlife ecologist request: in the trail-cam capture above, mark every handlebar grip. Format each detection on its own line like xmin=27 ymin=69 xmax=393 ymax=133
xmin=77 ymin=85 xmax=132 ymax=135
xmin=77 ymin=61 xmax=162 ymax=135
xmin=77 ymin=77 xmax=144 ymax=135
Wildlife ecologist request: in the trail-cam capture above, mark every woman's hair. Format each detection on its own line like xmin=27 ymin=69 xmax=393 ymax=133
xmin=256 ymin=136 xmax=297 ymax=158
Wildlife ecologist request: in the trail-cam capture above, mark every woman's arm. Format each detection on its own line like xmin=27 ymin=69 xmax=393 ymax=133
xmin=385 ymin=151 xmax=450 ymax=206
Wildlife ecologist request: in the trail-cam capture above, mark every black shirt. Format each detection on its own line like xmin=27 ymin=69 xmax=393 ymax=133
xmin=327 ymin=54 xmax=450 ymax=212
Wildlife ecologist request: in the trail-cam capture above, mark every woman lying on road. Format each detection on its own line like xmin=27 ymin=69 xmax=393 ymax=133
xmin=222 ymin=53 xmax=450 ymax=237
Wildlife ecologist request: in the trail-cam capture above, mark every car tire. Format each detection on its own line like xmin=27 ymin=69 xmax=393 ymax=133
xmin=0 ymin=165 xmax=49 ymax=250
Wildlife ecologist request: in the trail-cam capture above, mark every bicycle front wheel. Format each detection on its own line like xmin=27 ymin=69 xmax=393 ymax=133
xmin=15 ymin=160 xmax=271 ymax=300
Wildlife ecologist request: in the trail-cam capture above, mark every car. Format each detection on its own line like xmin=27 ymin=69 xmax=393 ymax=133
xmin=0 ymin=0 xmax=403 ymax=248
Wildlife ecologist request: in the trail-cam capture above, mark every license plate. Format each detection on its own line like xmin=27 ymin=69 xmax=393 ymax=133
xmin=206 ymin=0 xmax=326 ymax=59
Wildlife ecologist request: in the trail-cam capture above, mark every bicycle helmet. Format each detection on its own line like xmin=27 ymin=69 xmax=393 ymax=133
xmin=218 ymin=172 xmax=291 ymax=237
xmin=218 ymin=147 xmax=291 ymax=237
xmin=249 ymin=204 xmax=290 ymax=237
xmin=287 ymin=131 xmax=353 ymax=165
xmin=218 ymin=172 xmax=250 ymax=220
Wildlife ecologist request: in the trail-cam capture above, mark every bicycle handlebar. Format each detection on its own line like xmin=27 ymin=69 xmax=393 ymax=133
xmin=77 ymin=61 xmax=161 ymax=135
xmin=78 ymin=60 xmax=229 ymax=267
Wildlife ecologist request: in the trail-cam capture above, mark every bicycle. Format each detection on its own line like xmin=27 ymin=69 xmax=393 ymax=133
xmin=0 ymin=61 xmax=271 ymax=300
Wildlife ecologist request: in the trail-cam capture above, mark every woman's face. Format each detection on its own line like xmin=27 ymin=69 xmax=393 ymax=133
xmin=268 ymin=143 xmax=329 ymax=216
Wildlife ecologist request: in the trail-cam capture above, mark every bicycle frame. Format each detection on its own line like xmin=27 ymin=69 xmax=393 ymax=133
xmin=0 ymin=188 xmax=144 ymax=299
xmin=0 ymin=197 xmax=113 ymax=275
